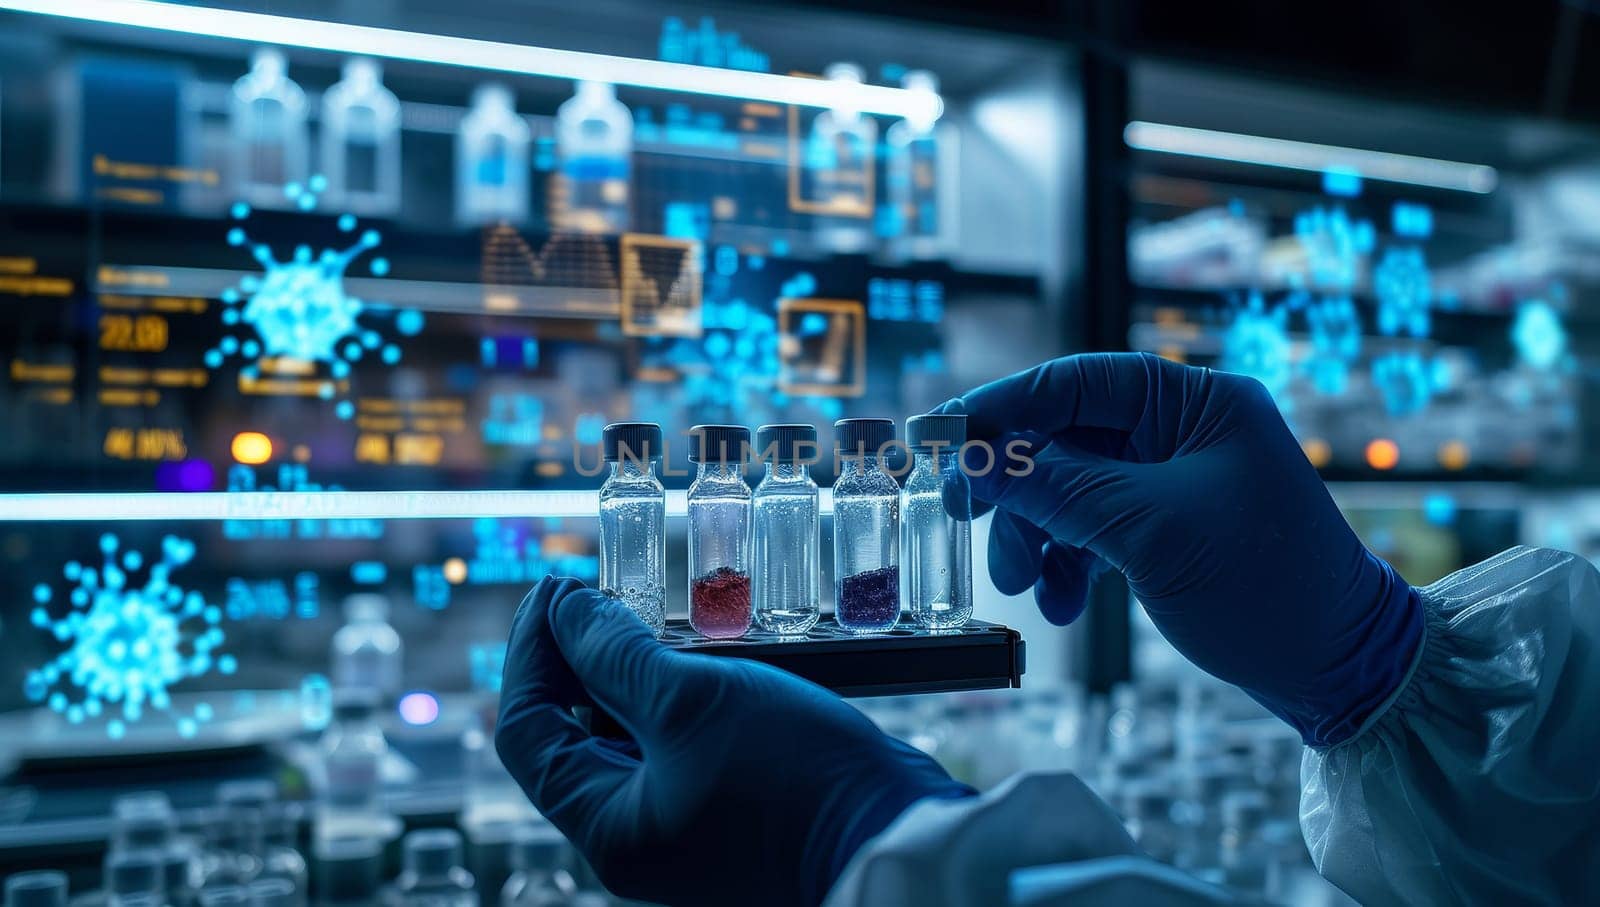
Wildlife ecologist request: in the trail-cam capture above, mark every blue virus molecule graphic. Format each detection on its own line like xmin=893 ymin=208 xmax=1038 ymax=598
xmin=206 ymin=177 xmax=424 ymax=420
xmin=1305 ymin=295 xmax=1362 ymax=395
xmin=1221 ymin=291 xmax=1293 ymax=404
xmin=1295 ymin=206 xmax=1375 ymax=292
xmin=1372 ymin=351 xmax=1437 ymax=417
xmin=1511 ymin=300 xmax=1568 ymax=372
xmin=25 ymin=534 xmax=227 ymax=740
xmin=1374 ymin=246 xmax=1433 ymax=338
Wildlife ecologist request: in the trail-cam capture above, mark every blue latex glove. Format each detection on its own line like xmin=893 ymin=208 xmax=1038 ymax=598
xmin=939 ymin=353 xmax=1422 ymax=746
xmin=495 ymin=577 xmax=974 ymax=907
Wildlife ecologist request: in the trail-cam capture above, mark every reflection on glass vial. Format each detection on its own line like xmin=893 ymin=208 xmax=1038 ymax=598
xmin=833 ymin=418 xmax=901 ymax=633
xmin=904 ymin=415 xmax=973 ymax=630
xmin=687 ymin=424 xmax=753 ymax=639
xmin=752 ymin=424 xmax=820 ymax=636
xmin=597 ymin=423 xmax=666 ymax=636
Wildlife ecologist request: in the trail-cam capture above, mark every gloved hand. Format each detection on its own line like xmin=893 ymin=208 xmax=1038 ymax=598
xmin=495 ymin=577 xmax=974 ymax=907
xmin=938 ymin=353 xmax=1422 ymax=746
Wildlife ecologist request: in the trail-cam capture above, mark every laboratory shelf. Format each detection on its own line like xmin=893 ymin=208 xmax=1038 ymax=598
xmin=659 ymin=617 xmax=1027 ymax=697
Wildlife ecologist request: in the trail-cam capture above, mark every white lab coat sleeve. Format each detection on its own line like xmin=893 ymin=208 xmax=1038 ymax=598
xmin=1301 ymin=546 xmax=1600 ymax=905
xmin=821 ymin=772 xmax=1235 ymax=907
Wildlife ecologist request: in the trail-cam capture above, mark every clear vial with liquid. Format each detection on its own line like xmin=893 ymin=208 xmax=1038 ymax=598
xmin=687 ymin=424 xmax=753 ymax=639
xmin=903 ymin=414 xmax=973 ymax=630
xmin=598 ymin=423 xmax=666 ymax=636
xmin=752 ymin=424 xmax=820 ymax=636
xmin=832 ymin=419 xmax=900 ymax=633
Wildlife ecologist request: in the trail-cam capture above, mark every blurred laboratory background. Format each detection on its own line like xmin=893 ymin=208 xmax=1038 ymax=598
xmin=0 ymin=0 xmax=1595 ymax=904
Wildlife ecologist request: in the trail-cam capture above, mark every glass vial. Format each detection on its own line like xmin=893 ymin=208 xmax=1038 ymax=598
xmin=752 ymin=424 xmax=820 ymax=636
xmin=903 ymin=414 xmax=973 ymax=630
xmin=687 ymin=424 xmax=753 ymax=639
xmin=832 ymin=418 xmax=901 ymax=633
xmin=598 ymin=422 xmax=666 ymax=636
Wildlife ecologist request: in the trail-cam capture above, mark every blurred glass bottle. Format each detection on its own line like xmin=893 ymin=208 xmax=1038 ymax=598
xmin=687 ymin=424 xmax=753 ymax=640
xmin=554 ymin=82 xmax=632 ymax=233
xmin=109 ymin=792 xmax=195 ymax=907
xmin=6 ymin=873 xmax=67 ymax=907
xmin=461 ymin=723 xmax=537 ymax=830
xmin=460 ymin=720 xmax=539 ymax=898
xmin=331 ymin=594 xmax=402 ymax=704
xmin=456 ymin=84 xmax=530 ymax=227
xmin=197 ymin=805 xmax=265 ymax=891
xmin=499 ymin=824 xmax=575 ymax=907
xmin=392 ymin=830 xmax=474 ymax=907
xmin=230 ymin=49 xmax=308 ymax=207
xmin=902 ymin=415 xmax=972 ymax=630
xmin=105 ymin=848 xmax=166 ymax=907
xmin=831 ymin=418 xmax=900 ymax=633
xmin=1218 ymin=790 xmax=1271 ymax=895
xmin=809 ymin=63 xmax=875 ymax=254
xmin=213 ymin=781 xmax=307 ymax=901
xmin=597 ymin=423 xmax=666 ymax=636
xmin=320 ymin=58 xmax=400 ymax=216
xmin=885 ymin=70 xmax=942 ymax=260
xmin=315 ymin=688 xmax=401 ymax=848
xmin=310 ymin=834 xmax=383 ymax=907
xmin=752 ymin=424 xmax=821 ymax=636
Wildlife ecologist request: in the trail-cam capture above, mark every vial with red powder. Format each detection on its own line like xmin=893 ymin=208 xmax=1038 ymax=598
xmin=687 ymin=424 xmax=753 ymax=639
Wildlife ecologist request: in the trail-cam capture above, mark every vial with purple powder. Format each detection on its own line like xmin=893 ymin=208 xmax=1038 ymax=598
xmin=903 ymin=414 xmax=973 ymax=630
xmin=598 ymin=423 xmax=666 ymax=636
xmin=832 ymin=418 xmax=901 ymax=633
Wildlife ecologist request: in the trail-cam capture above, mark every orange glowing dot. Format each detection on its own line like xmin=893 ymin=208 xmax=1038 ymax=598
xmin=231 ymin=431 xmax=273 ymax=465
xmin=1302 ymin=438 xmax=1332 ymax=468
xmin=1438 ymin=440 xmax=1470 ymax=471
xmin=442 ymin=557 xmax=468 ymax=585
xmin=292 ymin=444 xmax=311 ymax=463
xmin=1365 ymin=439 xmax=1400 ymax=471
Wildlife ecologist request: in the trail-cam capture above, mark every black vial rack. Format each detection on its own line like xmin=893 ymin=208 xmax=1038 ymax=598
xmin=660 ymin=617 xmax=1026 ymax=697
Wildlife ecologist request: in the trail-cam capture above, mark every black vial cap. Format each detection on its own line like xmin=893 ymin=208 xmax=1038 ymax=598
xmin=834 ymin=418 xmax=895 ymax=456
xmin=602 ymin=422 xmax=662 ymax=461
xmin=906 ymin=414 xmax=966 ymax=448
xmin=688 ymin=424 xmax=750 ymax=463
xmin=754 ymin=424 xmax=819 ymax=463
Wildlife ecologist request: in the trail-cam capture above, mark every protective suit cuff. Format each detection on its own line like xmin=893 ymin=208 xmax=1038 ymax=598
xmin=821 ymin=773 xmax=1139 ymax=907
xmin=1314 ymin=588 xmax=1435 ymax=751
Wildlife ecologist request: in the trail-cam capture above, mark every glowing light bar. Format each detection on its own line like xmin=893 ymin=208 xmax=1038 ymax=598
xmin=1124 ymin=121 xmax=1497 ymax=194
xmin=0 ymin=0 xmax=942 ymax=122
xmin=0 ymin=489 xmax=838 ymax=521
